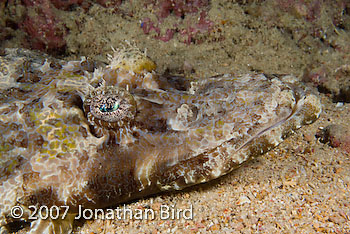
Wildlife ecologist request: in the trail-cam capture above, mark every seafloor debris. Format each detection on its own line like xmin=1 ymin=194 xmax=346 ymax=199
xmin=316 ymin=124 xmax=350 ymax=153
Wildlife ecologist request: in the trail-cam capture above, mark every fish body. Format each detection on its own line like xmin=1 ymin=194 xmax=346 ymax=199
xmin=0 ymin=47 xmax=321 ymax=233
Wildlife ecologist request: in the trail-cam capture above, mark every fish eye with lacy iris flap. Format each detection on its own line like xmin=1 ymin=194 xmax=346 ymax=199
xmin=0 ymin=46 xmax=321 ymax=233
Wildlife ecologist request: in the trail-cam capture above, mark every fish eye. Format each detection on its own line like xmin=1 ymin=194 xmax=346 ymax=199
xmin=83 ymin=86 xmax=137 ymax=130
xmin=99 ymin=102 xmax=119 ymax=113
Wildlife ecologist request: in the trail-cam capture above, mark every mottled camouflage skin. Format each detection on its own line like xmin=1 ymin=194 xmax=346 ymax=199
xmin=0 ymin=47 xmax=321 ymax=233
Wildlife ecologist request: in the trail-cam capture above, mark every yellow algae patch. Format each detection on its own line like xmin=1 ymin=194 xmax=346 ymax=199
xmin=206 ymin=124 xmax=213 ymax=130
xmin=107 ymin=45 xmax=156 ymax=74
xmin=214 ymin=129 xmax=224 ymax=140
xmin=195 ymin=128 xmax=205 ymax=134
xmin=185 ymin=137 xmax=192 ymax=145
xmin=0 ymin=143 xmax=11 ymax=152
xmin=49 ymin=141 xmax=60 ymax=150
xmin=48 ymin=150 xmax=58 ymax=157
xmin=37 ymin=125 xmax=52 ymax=135
xmin=54 ymin=121 xmax=62 ymax=127
xmin=40 ymin=148 xmax=49 ymax=155
xmin=53 ymin=128 xmax=65 ymax=140
xmin=130 ymin=57 xmax=156 ymax=74
xmin=29 ymin=111 xmax=39 ymax=122
xmin=61 ymin=139 xmax=76 ymax=152
xmin=6 ymin=159 xmax=19 ymax=173
xmin=215 ymin=120 xmax=224 ymax=128
xmin=181 ymin=95 xmax=191 ymax=100
xmin=68 ymin=126 xmax=78 ymax=132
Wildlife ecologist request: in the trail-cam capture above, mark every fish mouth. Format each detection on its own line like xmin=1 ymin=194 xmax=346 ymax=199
xmin=240 ymin=95 xmax=307 ymax=152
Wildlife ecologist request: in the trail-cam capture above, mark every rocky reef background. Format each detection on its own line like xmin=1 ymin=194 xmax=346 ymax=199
xmin=1 ymin=0 xmax=350 ymax=101
xmin=1 ymin=0 xmax=350 ymax=233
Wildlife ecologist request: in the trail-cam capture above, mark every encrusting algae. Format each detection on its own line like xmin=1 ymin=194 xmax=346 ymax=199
xmin=0 ymin=44 xmax=321 ymax=233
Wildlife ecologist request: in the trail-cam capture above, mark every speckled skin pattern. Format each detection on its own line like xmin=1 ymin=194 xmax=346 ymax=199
xmin=0 ymin=47 xmax=322 ymax=233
